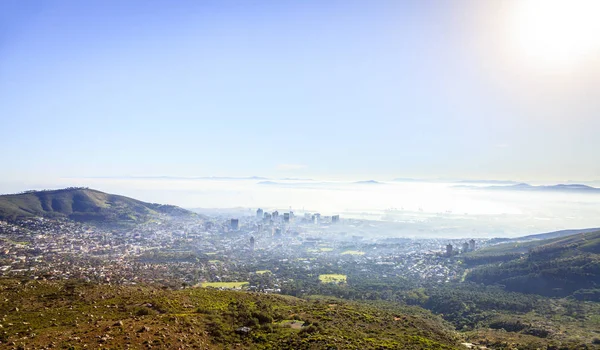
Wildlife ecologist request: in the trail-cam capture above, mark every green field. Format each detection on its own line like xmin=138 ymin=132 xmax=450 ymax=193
xmin=255 ymin=270 xmax=271 ymax=274
xmin=201 ymin=282 xmax=249 ymax=289
xmin=341 ymin=250 xmax=365 ymax=255
xmin=319 ymin=247 xmax=333 ymax=252
xmin=319 ymin=274 xmax=347 ymax=283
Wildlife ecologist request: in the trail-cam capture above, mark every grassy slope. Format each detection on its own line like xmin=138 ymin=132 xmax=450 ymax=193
xmin=463 ymin=230 xmax=600 ymax=265
xmin=465 ymin=231 xmax=600 ymax=297
xmin=0 ymin=279 xmax=461 ymax=349
xmin=0 ymin=188 xmax=193 ymax=222
xmin=515 ymin=228 xmax=600 ymax=242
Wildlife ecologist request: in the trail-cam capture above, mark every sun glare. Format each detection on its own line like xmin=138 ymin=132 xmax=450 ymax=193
xmin=509 ymin=0 xmax=600 ymax=67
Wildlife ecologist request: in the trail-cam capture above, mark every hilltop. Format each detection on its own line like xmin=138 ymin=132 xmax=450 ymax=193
xmin=0 ymin=188 xmax=195 ymax=223
xmin=0 ymin=278 xmax=461 ymax=350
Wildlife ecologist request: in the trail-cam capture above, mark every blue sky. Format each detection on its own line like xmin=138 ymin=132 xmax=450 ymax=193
xmin=1 ymin=0 xmax=599 ymax=185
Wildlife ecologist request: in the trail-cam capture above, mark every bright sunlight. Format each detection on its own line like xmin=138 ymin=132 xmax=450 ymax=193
xmin=509 ymin=0 xmax=600 ymax=67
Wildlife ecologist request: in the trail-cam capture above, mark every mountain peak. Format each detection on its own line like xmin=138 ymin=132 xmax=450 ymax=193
xmin=0 ymin=188 xmax=194 ymax=223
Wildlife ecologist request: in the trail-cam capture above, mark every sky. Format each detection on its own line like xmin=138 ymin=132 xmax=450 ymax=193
xmin=1 ymin=0 xmax=600 ymax=188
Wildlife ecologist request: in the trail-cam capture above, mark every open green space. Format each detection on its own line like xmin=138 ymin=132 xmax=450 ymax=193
xmin=201 ymin=282 xmax=249 ymax=289
xmin=318 ymin=274 xmax=347 ymax=283
xmin=341 ymin=250 xmax=364 ymax=255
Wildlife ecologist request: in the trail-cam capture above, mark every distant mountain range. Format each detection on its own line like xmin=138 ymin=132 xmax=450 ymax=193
xmin=354 ymin=180 xmax=382 ymax=185
xmin=459 ymin=183 xmax=600 ymax=193
xmin=0 ymin=188 xmax=195 ymax=223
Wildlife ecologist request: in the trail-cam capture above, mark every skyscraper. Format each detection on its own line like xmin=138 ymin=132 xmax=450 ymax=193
xmin=256 ymin=208 xmax=263 ymax=219
xmin=462 ymin=242 xmax=469 ymax=253
xmin=230 ymin=219 xmax=239 ymax=230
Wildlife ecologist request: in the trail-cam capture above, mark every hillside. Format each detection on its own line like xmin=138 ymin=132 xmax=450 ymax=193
xmin=0 ymin=278 xmax=461 ymax=349
xmin=0 ymin=188 xmax=194 ymax=223
xmin=465 ymin=230 xmax=600 ymax=298
xmin=463 ymin=228 xmax=600 ymax=266
xmin=513 ymin=227 xmax=600 ymax=242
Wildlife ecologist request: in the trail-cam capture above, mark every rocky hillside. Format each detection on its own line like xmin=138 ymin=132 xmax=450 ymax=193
xmin=0 ymin=279 xmax=461 ymax=349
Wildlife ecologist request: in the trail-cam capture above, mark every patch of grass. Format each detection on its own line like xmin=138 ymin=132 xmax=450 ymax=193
xmin=201 ymin=282 xmax=249 ymax=289
xmin=319 ymin=274 xmax=347 ymax=283
xmin=255 ymin=270 xmax=271 ymax=275
xmin=341 ymin=250 xmax=364 ymax=255
xmin=279 ymin=319 xmax=305 ymax=329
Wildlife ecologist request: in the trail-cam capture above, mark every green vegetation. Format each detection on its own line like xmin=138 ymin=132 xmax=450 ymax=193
xmin=255 ymin=270 xmax=271 ymax=275
xmin=0 ymin=188 xmax=195 ymax=223
xmin=201 ymin=282 xmax=249 ymax=289
xmin=465 ymin=231 xmax=600 ymax=298
xmin=0 ymin=279 xmax=461 ymax=349
xmin=279 ymin=320 xmax=305 ymax=329
xmin=318 ymin=274 xmax=347 ymax=283
xmin=282 ymin=268 xmax=600 ymax=348
xmin=319 ymin=247 xmax=333 ymax=252
xmin=340 ymin=250 xmax=364 ymax=255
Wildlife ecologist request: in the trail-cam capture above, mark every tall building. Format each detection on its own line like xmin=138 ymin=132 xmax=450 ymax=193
xmin=264 ymin=212 xmax=271 ymax=222
xmin=272 ymin=211 xmax=279 ymax=220
xmin=446 ymin=244 xmax=453 ymax=256
xmin=230 ymin=219 xmax=239 ymax=230
xmin=256 ymin=208 xmax=263 ymax=219
xmin=462 ymin=242 xmax=469 ymax=253
xmin=250 ymin=236 xmax=255 ymax=251
xmin=314 ymin=213 xmax=321 ymax=224
xmin=332 ymin=215 xmax=340 ymax=224
xmin=469 ymin=239 xmax=476 ymax=251
xmin=283 ymin=213 xmax=290 ymax=223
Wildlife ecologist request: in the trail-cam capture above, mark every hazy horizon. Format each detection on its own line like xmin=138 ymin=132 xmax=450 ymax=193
xmin=3 ymin=177 xmax=600 ymax=238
